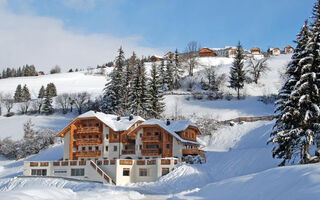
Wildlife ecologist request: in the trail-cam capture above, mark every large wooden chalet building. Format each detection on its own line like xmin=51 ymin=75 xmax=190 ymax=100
xmin=23 ymin=111 xmax=205 ymax=185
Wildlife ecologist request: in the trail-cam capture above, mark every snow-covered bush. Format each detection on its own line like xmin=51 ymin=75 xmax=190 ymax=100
xmin=183 ymin=155 xmax=205 ymax=164
xmin=196 ymin=117 xmax=219 ymax=135
xmin=0 ymin=120 xmax=55 ymax=159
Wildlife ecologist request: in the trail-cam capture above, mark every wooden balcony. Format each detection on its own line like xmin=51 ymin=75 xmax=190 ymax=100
xmin=182 ymin=148 xmax=200 ymax=155
xmin=75 ymin=150 xmax=101 ymax=157
xmin=122 ymin=149 xmax=135 ymax=155
xmin=141 ymin=149 xmax=161 ymax=156
xmin=75 ymin=138 xmax=102 ymax=146
xmin=141 ymin=136 xmax=161 ymax=142
xmin=77 ymin=127 xmax=100 ymax=134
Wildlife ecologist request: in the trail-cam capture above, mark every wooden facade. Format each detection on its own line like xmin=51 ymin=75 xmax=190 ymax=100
xmin=284 ymin=46 xmax=294 ymax=54
xmin=199 ymin=48 xmax=217 ymax=57
xmin=251 ymin=47 xmax=261 ymax=54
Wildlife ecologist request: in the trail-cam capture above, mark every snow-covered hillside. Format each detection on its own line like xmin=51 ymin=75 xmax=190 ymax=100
xmin=1 ymin=120 xmax=320 ymax=199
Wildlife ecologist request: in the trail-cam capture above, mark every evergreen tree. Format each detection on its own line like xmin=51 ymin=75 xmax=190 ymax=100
xmin=148 ymin=63 xmax=165 ymax=118
xmin=101 ymin=47 xmax=125 ymax=113
xmin=129 ymin=60 xmax=149 ymax=116
xmin=229 ymin=41 xmax=246 ymax=99
xmin=46 ymin=83 xmax=57 ymax=98
xmin=21 ymin=84 xmax=31 ymax=102
xmin=172 ymin=49 xmax=183 ymax=89
xmin=38 ymin=86 xmax=46 ymax=99
xmin=14 ymin=84 xmax=23 ymax=102
xmin=270 ymin=20 xmax=312 ymax=165
xmin=42 ymin=88 xmax=53 ymax=115
xmin=165 ymin=55 xmax=174 ymax=91
xmin=159 ymin=60 xmax=166 ymax=90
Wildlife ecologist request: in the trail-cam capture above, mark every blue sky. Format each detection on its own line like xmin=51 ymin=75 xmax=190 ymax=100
xmin=0 ymin=0 xmax=316 ymax=70
xmin=6 ymin=0 xmax=315 ymax=51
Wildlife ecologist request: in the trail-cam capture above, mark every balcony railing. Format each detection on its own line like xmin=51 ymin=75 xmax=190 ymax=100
xmin=122 ymin=149 xmax=135 ymax=155
xmin=77 ymin=127 xmax=100 ymax=134
xmin=75 ymin=138 xmax=102 ymax=146
xmin=141 ymin=149 xmax=161 ymax=156
xmin=182 ymin=148 xmax=200 ymax=155
xmin=141 ymin=135 xmax=161 ymax=142
xmin=75 ymin=150 xmax=101 ymax=157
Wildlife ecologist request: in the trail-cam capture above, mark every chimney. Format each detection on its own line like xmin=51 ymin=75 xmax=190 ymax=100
xmin=129 ymin=114 xmax=133 ymax=121
xmin=166 ymin=119 xmax=170 ymax=126
xmin=117 ymin=116 xmax=121 ymax=121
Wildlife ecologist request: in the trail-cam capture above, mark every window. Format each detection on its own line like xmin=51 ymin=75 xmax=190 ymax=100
xmin=139 ymin=168 xmax=148 ymax=176
xmin=89 ymin=135 xmax=92 ymax=139
xmin=162 ymin=168 xmax=170 ymax=176
xmin=155 ymin=132 xmax=159 ymax=136
xmin=73 ymin=135 xmax=77 ymax=140
xmin=113 ymin=146 xmax=117 ymax=152
xmin=88 ymin=146 xmax=92 ymax=151
xmin=82 ymin=147 xmax=85 ymax=151
xmin=139 ymin=133 xmax=142 ymax=138
xmin=105 ymin=146 xmax=108 ymax=151
xmin=146 ymin=145 xmax=158 ymax=149
xmin=123 ymin=168 xmax=130 ymax=176
xmin=31 ymin=169 xmax=47 ymax=176
xmin=106 ymin=134 xmax=109 ymax=139
xmin=71 ymin=168 xmax=85 ymax=176
xmin=96 ymin=123 xmax=99 ymax=127
xmin=54 ymin=170 xmax=67 ymax=174
xmin=147 ymin=132 xmax=151 ymax=136
xmin=114 ymin=133 xmax=117 ymax=139
xmin=139 ymin=145 xmax=142 ymax=150
xmin=83 ymin=135 xmax=86 ymax=138
xmin=96 ymin=135 xmax=99 ymax=138
xmin=83 ymin=124 xmax=87 ymax=127
xmin=166 ymin=144 xmax=170 ymax=149
xmin=95 ymin=146 xmax=99 ymax=150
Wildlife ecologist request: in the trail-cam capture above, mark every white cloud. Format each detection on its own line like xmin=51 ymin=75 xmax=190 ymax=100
xmin=0 ymin=2 xmax=163 ymax=72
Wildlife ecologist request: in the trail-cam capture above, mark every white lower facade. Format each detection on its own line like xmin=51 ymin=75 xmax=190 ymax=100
xmin=23 ymin=157 xmax=178 ymax=186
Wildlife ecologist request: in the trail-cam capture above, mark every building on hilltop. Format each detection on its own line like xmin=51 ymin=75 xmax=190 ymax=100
xmin=23 ymin=111 xmax=205 ymax=185
xmin=268 ymin=47 xmax=281 ymax=56
xmin=199 ymin=47 xmax=217 ymax=57
xmin=284 ymin=46 xmax=294 ymax=54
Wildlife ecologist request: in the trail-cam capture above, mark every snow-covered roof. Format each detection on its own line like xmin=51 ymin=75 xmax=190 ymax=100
xmin=129 ymin=118 xmax=200 ymax=145
xmin=77 ymin=111 xmax=145 ymax=131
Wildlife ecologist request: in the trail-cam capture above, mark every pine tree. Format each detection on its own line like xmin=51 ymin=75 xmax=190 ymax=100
xmin=21 ymin=84 xmax=31 ymax=102
xmin=129 ymin=60 xmax=149 ymax=116
xmin=165 ymin=56 xmax=174 ymax=91
xmin=14 ymin=84 xmax=23 ymax=102
xmin=172 ymin=49 xmax=183 ymax=89
xmin=101 ymin=47 xmax=125 ymax=113
xmin=42 ymin=88 xmax=53 ymax=115
xmin=148 ymin=63 xmax=165 ymax=118
xmin=229 ymin=41 xmax=246 ymax=99
xmin=270 ymin=20 xmax=312 ymax=165
xmin=159 ymin=60 xmax=166 ymax=90
xmin=46 ymin=83 xmax=57 ymax=98
xmin=38 ymin=86 xmax=46 ymax=99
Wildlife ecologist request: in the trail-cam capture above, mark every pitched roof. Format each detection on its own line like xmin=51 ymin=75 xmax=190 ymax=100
xmin=129 ymin=119 xmax=200 ymax=145
xmin=77 ymin=111 xmax=145 ymax=131
xmin=57 ymin=111 xmax=145 ymax=137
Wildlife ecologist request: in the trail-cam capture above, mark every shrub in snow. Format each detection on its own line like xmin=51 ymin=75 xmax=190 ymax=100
xmin=183 ymin=155 xmax=205 ymax=164
xmin=225 ymin=93 xmax=233 ymax=101
xmin=0 ymin=119 xmax=55 ymax=159
xmin=196 ymin=117 xmax=219 ymax=135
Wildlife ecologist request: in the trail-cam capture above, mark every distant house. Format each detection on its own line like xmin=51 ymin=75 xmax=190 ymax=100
xmin=37 ymin=71 xmax=45 ymax=76
xmin=284 ymin=46 xmax=294 ymax=54
xmin=227 ymin=47 xmax=237 ymax=58
xmin=164 ymin=51 xmax=175 ymax=59
xmin=250 ymin=47 xmax=261 ymax=55
xmin=199 ymin=48 xmax=217 ymax=57
xmin=269 ymin=48 xmax=281 ymax=56
xmin=150 ymin=55 xmax=163 ymax=62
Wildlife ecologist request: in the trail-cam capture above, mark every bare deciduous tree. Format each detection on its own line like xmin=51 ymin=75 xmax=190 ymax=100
xmin=3 ymin=93 xmax=14 ymax=115
xmin=72 ymin=92 xmax=90 ymax=114
xmin=183 ymin=41 xmax=201 ymax=76
xmin=248 ymin=58 xmax=269 ymax=84
xmin=55 ymin=93 xmax=70 ymax=114
xmin=19 ymin=100 xmax=31 ymax=114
